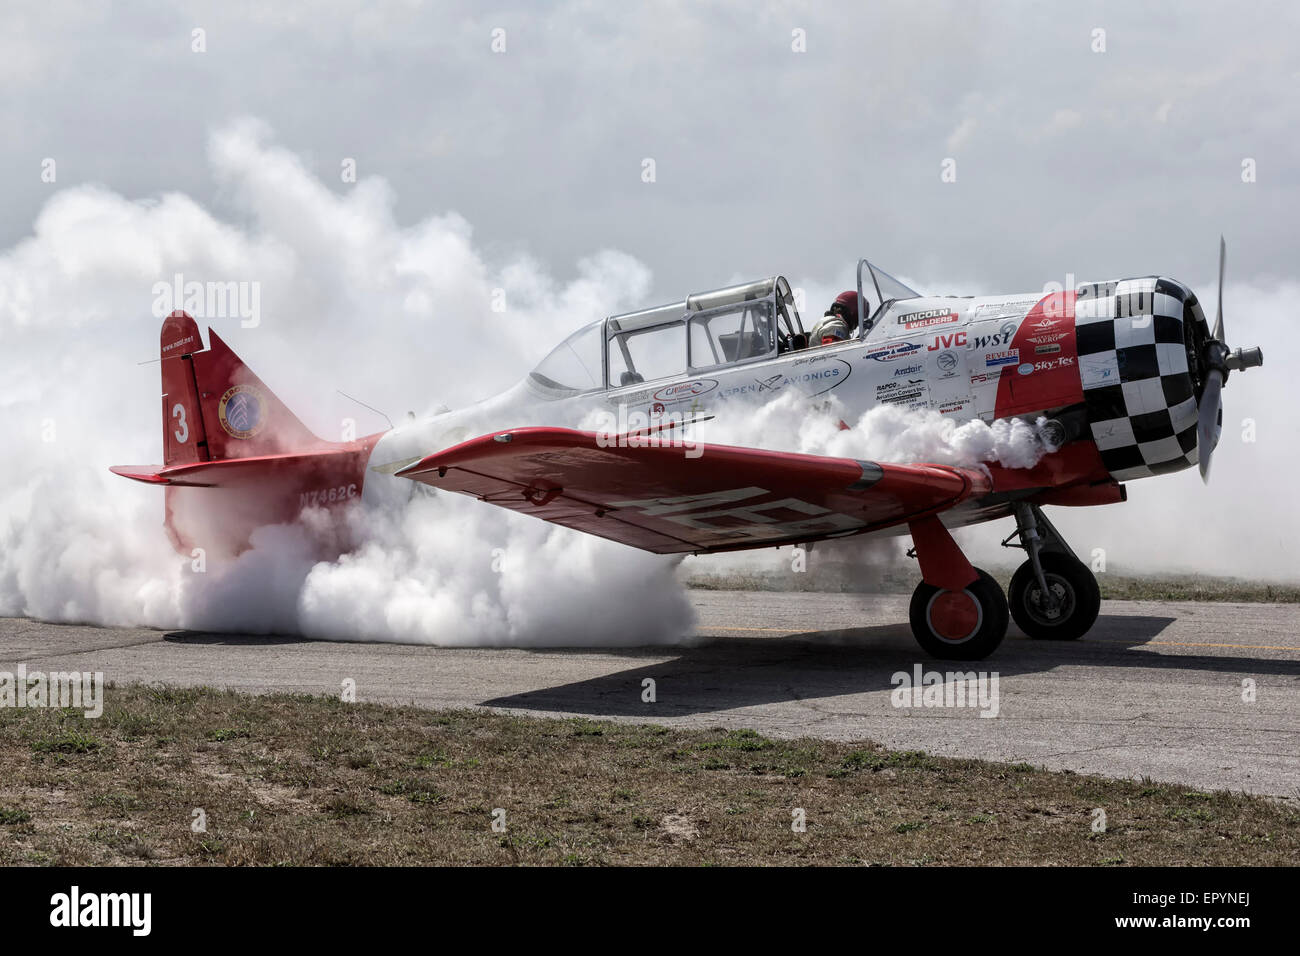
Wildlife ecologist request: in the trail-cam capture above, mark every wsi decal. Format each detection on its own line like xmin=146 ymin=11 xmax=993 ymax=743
xmin=866 ymin=340 xmax=925 ymax=362
xmin=653 ymin=379 xmax=717 ymax=402
xmin=899 ymin=308 xmax=959 ymax=330
xmin=970 ymin=322 xmax=1018 ymax=349
xmin=927 ymin=331 xmax=967 ymax=351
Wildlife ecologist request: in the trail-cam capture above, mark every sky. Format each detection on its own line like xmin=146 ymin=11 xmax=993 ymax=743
xmin=3 ymin=0 xmax=1297 ymax=302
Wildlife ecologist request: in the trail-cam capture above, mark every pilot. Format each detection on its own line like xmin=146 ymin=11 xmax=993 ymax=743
xmin=810 ymin=291 xmax=862 ymax=345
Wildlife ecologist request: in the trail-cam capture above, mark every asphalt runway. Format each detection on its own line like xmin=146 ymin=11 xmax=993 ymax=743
xmin=2 ymin=591 xmax=1298 ymax=797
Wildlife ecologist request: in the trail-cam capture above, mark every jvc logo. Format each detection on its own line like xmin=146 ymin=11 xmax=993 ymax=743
xmin=927 ymin=331 xmax=966 ymax=351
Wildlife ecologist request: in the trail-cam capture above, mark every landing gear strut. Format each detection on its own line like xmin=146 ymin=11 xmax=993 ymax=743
xmin=1003 ymin=503 xmax=1100 ymax=641
xmin=906 ymin=517 xmax=1008 ymax=660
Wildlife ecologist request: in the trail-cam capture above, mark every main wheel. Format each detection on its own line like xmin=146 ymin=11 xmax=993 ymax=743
xmin=909 ymin=568 xmax=1009 ymax=661
xmin=1008 ymin=552 xmax=1100 ymax=641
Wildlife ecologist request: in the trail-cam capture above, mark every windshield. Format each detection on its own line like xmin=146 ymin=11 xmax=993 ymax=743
xmin=858 ymin=258 xmax=922 ymax=337
xmin=529 ymin=320 xmax=604 ymax=394
xmin=870 ymin=264 xmax=921 ymax=302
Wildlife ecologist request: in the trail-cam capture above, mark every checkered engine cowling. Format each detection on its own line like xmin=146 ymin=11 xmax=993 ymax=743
xmin=1075 ymin=276 xmax=1214 ymax=481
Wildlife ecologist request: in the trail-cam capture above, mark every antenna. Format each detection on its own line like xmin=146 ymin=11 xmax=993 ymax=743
xmin=336 ymin=390 xmax=394 ymax=431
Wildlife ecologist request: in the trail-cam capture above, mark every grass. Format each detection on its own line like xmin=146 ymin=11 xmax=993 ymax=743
xmin=0 ymin=683 xmax=1295 ymax=866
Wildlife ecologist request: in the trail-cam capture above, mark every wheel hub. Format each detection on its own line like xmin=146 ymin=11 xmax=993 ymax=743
xmin=1026 ymin=576 xmax=1075 ymax=626
xmin=928 ymin=589 xmax=982 ymax=642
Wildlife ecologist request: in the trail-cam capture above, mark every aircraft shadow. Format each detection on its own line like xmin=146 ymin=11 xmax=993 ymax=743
xmin=483 ymin=613 xmax=1300 ymax=718
xmin=163 ymin=631 xmax=311 ymax=647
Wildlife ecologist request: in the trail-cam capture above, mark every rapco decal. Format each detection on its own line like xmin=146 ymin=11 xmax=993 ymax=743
xmin=866 ymin=340 xmax=925 ymax=362
xmin=217 ymin=384 xmax=267 ymax=439
xmin=927 ymin=331 xmax=967 ymax=351
xmin=652 ymin=379 xmax=717 ymax=402
xmin=899 ymin=308 xmax=960 ymax=330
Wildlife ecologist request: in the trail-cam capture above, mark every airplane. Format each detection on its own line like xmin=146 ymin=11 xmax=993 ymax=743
xmin=112 ymin=245 xmax=1263 ymax=660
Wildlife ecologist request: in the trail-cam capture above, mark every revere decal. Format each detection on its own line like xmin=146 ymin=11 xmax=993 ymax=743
xmin=985 ymin=349 xmax=1019 ymax=368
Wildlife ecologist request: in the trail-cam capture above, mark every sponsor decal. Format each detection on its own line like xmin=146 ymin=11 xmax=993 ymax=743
xmin=651 ymin=402 xmax=666 ymax=415
xmin=985 ymin=349 xmax=1019 ymax=367
xmin=971 ymin=297 xmax=1038 ymax=320
xmin=968 ymin=321 xmax=1019 ymax=350
xmin=1029 ymin=355 xmax=1076 ymax=373
xmin=1026 ymin=331 xmax=1069 ymax=345
xmin=1017 ymin=363 xmax=1035 ymax=376
xmin=1029 ymin=316 xmax=1061 ymax=331
xmin=161 ymin=334 xmax=196 ymax=354
xmin=653 ymin=379 xmax=717 ymax=402
xmin=717 ymin=361 xmax=850 ymax=399
xmin=927 ymin=331 xmax=967 ymax=351
xmin=939 ymin=400 xmax=967 ymax=414
xmin=893 ymin=363 xmax=924 ymax=376
xmin=866 ymin=340 xmax=925 ymax=362
xmin=936 ymin=350 xmax=959 ymax=374
xmin=1034 ymin=343 xmax=1061 ymax=354
xmin=1082 ymin=361 xmax=1115 ymax=381
xmin=879 ymin=387 xmax=926 ymax=406
xmin=217 ymin=384 xmax=267 ymax=439
xmin=970 ymin=372 xmax=995 ymax=385
xmin=899 ymin=308 xmax=960 ymax=330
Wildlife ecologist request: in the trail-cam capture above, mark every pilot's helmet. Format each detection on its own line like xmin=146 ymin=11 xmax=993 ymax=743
xmin=826 ymin=291 xmax=861 ymax=333
xmin=814 ymin=315 xmax=849 ymax=345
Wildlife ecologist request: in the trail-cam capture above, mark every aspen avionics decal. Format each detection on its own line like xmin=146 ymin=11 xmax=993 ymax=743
xmin=718 ymin=359 xmax=851 ymax=399
xmin=217 ymin=384 xmax=268 ymax=439
xmin=897 ymin=307 xmax=960 ymax=331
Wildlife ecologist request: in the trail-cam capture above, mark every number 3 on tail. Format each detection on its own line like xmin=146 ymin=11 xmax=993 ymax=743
xmin=172 ymin=403 xmax=189 ymax=443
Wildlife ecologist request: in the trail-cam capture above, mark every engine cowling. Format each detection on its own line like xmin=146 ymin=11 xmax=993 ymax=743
xmin=1074 ymin=276 xmax=1214 ymax=482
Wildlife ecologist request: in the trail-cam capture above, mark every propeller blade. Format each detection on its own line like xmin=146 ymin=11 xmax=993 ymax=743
xmin=1197 ymin=368 xmax=1223 ymax=483
xmin=1212 ymin=235 xmax=1226 ymax=343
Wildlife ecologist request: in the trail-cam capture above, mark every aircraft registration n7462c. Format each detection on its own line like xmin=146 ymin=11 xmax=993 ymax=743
xmin=113 ymin=248 xmax=1262 ymax=660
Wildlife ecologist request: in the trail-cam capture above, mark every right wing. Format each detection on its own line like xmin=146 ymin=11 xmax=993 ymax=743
xmin=395 ymin=427 xmax=993 ymax=554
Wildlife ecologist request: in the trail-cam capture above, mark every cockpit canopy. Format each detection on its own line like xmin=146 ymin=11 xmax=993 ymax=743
xmin=527 ymin=263 xmax=921 ymax=395
xmin=529 ymin=276 xmax=804 ymax=395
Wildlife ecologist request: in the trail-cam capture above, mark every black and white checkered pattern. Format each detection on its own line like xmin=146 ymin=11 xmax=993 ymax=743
xmin=1075 ymin=276 xmax=1207 ymax=481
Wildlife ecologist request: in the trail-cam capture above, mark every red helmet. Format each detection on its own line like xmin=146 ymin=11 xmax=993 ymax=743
xmin=826 ymin=291 xmax=861 ymax=332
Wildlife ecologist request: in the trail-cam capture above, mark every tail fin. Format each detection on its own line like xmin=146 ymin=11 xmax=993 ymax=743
xmin=117 ymin=311 xmax=386 ymax=557
xmin=160 ymin=310 xmax=324 ymax=463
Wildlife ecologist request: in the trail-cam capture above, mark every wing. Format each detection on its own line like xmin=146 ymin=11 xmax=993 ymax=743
xmin=395 ymin=427 xmax=992 ymax=554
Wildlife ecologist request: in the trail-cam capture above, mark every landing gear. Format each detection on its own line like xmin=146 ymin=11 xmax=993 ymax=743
xmin=909 ymin=568 xmax=1009 ymax=660
xmin=906 ymin=516 xmax=1008 ymax=660
xmin=1004 ymin=503 xmax=1100 ymax=641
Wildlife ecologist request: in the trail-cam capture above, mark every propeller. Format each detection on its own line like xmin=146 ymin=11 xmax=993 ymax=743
xmin=1195 ymin=236 xmax=1263 ymax=482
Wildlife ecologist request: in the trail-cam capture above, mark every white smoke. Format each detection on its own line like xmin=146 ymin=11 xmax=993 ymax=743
xmin=0 ymin=120 xmax=1294 ymax=650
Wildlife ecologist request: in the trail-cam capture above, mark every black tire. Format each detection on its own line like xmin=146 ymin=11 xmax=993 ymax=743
xmin=909 ymin=567 xmax=1009 ymax=661
xmin=1008 ymin=552 xmax=1101 ymax=641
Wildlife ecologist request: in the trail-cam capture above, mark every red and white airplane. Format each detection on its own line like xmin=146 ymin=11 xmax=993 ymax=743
xmin=113 ymin=248 xmax=1262 ymax=660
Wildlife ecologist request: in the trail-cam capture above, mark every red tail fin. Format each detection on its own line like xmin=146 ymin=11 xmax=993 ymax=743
xmin=116 ymin=311 xmax=387 ymax=557
xmin=161 ymin=310 xmax=324 ymax=462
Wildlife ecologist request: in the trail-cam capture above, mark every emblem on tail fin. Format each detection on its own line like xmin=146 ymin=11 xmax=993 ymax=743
xmin=217 ymin=384 xmax=267 ymax=439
